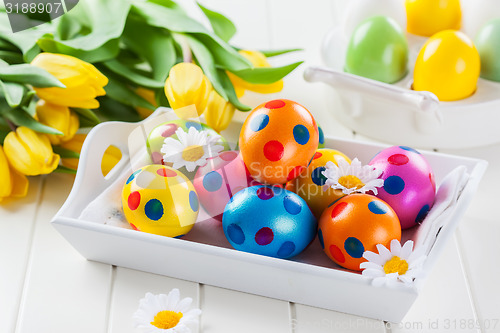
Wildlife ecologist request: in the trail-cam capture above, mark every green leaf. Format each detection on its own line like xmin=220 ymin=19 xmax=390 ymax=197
xmin=53 ymin=146 xmax=80 ymax=159
xmin=0 ymin=38 xmax=18 ymax=52
xmin=184 ymin=34 xmax=227 ymax=100
xmin=97 ymin=96 xmax=142 ymax=122
xmin=0 ymin=15 xmax=45 ymax=61
xmin=0 ymin=63 xmax=64 ymax=88
xmin=3 ymin=108 xmax=63 ymax=135
xmin=104 ymin=75 xmax=156 ymax=110
xmin=216 ymin=69 xmax=251 ymax=111
xmin=54 ymin=165 xmax=77 ymax=175
xmin=0 ymin=80 xmax=25 ymax=107
xmin=102 ymin=59 xmax=164 ymax=89
xmin=130 ymin=2 xmax=252 ymax=71
xmin=147 ymin=0 xmax=186 ymax=13
xmin=229 ymin=61 xmax=303 ymax=84
xmin=72 ymin=108 xmax=100 ymax=127
xmin=38 ymin=0 xmax=132 ymax=62
xmin=197 ymin=2 xmax=236 ymax=43
xmin=258 ymin=48 xmax=302 ymax=57
xmin=0 ymin=128 xmax=9 ymax=145
xmin=122 ymin=18 xmax=176 ymax=82
xmin=0 ymin=50 xmax=23 ymax=64
xmin=56 ymin=11 xmax=84 ymax=40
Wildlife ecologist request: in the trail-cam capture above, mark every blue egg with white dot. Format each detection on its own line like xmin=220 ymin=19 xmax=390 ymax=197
xmin=222 ymin=185 xmax=317 ymax=259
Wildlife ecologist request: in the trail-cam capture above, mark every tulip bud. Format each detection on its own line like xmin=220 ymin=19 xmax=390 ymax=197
xmin=35 ymin=100 xmax=79 ymax=145
xmin=60 ymin=134 xmax=122 ymax=176
xmin=31 ymin=53 xmax=108 ymax=109
xmin=135 ymin=87 xmax=158 ymax=119
xmin=228 ymin=50 xmax=284 ymax=96
xmin=164 ymin=62 xmax=212 ymax=118
xmin=204 ymin=90 xmax=236 ymax=132
xmin=3 ymin=127 xmax=60 ymax=176
xmin=0 ymin=145 xmax=29 ymax=202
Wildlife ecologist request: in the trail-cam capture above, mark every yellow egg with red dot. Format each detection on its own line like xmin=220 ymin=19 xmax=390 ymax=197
xmin=405 ymin=0 xmax=461 ymax=37
xmin=122 ymin=165 xmax=199 ymax=237
xmin=413 ymin=30 xmax=480 ymax=101
xmin=318 ymin=194 xmax=401 ymax=271
xmin=239 ymin=99 xmax=319 ymax=185
xmin=287 ymin=148 xmax=351 ymax=218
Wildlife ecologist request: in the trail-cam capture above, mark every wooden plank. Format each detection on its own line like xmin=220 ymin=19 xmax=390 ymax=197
xmin=0 ymin=177 xmax=42 ymax=333
xmin=108 ymin=267 xmax=201 ymax=333
xmin=15 ymin=173 xmax=112 ymax=333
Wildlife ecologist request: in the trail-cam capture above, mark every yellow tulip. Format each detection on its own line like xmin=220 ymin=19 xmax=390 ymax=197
xmin=3 ymin=127 xmax=60 ymax=176
xmin=35 ymin=100 xmax=79 ymax=145
xmin=204 ymin=90 xmax=235 ymax=132
xmin=228 ymin=50 xmax=284 ymax=97
xmin=0 ymin=145 xmax=29 ymax=202
xmin=135 ymin=87 xmax=158 ymax=119
xmin=164 ymin=62 xmax=212 ymax=118
xmin=60 ymin=134 xmax=122 ymax=176
xmin=31 ymin=53 xmax=108 ymax=109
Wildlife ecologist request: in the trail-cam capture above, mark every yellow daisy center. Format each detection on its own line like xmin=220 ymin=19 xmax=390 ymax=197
xmin=338 ymin=175 xmax=365 ymax=190
xmin=151 ymin=310 xmax=183 ymax=329
xmin=383 ymin=256 xmax=409 ymax=275
xmin=182 ymin=145 xmax=204 ymax=162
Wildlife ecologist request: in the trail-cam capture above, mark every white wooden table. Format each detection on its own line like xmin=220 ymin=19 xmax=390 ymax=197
xmin=1 ymin=1 xmax=499 ymax=332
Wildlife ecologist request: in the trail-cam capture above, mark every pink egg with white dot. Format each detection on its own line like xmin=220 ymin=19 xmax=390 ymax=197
xmin=369 ymin=146 xmax=436 ymax=230
xmin=193 ymin=151 xmax=260 ymax=221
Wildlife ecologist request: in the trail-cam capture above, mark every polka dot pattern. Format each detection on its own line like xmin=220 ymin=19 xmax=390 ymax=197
xmin=250 ymin=114 xmax=270 ymax=132
xmin=255 ymin=227 xmax=274 ymax=245
xmin=314 ymin=152 xmax=323 ymax=160
xmin=219 ymin=151 xmax=238 ymax=162
xmin=186 ymin=121 xmax=202 ymax=131
xmin=329 ymin=244 xmax=345 ymax=263
xmin=161 ymin=123 xmax=179 ymax=138
xmin=151 ymin=152 xmax=163 ymax=164
xmin=287 ymin=165 xmax=304 ymax=181
xmin=257 ymin=187 xmax=274 ymax=200
xmin=128 ymin=191 xmax=141 ymax=210
xmin=263 ymin=140 xmax=284 ymax=161
xmin=293 ymin=125 xmax=310 ymax=145
xmin=265 ymin=99 xmax=285 ymax=109
xmin=388 ymin=154 xmax=409 ymax=165
xmin=311 ymin=166 xmax=327 ymax=186
xmin=126 ymin=169 xmax=142 ymax=185
xmin=368 ymin=201 xmax=388 ymax=215
xmin=277 ymin=241 xmax=296 ymax=257
xmin=144 ymin=199 xmax=163 ymax=221
xmin=415 ymin=204 xmax=430 ymax=223
xmin=344 ymin=237 xmax=364 ymax=258
xmin=189 ymin=191 xmax=199 ymax=212
xmin=203 ymin=171 xmax=223 ymax=192
xmin=384 ymin=175 xmax=405 ymax=195
xmin=283 ymin=195 xmax=302 ymax=215
xmin=157 ymin=168 xmax=177 ymax=177
xmin=318 ymin=229 xmax=325 ymax=249
xmin=227 ymin=224 xmax=245 ymax=244
xmin=331 ymin=202 xmax=348 ymax=219
xmin=399 ymin=146 xmax=421 ymax=154
xmin=318 ymin=126 xmax=325 ymax=146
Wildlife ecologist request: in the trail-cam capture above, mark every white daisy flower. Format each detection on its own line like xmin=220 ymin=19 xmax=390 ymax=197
xmin=133 ymin=289 xmax=202 ymax=333
xmin=161 ymin=127 xmax=224 ymax=172
xmin=360 ymin=239 xmax=427 ymax=288
xmin=322 ymin=156 xmax=384 ymax=195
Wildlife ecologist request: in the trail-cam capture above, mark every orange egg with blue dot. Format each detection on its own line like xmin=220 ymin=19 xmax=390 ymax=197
xmin=287 ymin=148 xmax=351 ymax=218
xmin=318 ymin=194 xmax=401 ymax=271
xmin=122 ymin=165 xmax=199 ymax=237
xmin=239 ymin=99 xmax=319 ymax=185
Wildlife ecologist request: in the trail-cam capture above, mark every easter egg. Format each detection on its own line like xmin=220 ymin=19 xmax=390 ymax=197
xmin=287 ymin=148 xmax=351 ymax=218
xmin=122 ymin=165 xmax=199 ymax=237
xmin=345 ymin=16 xmax=408 ymax=84
xmin=317 ymin=126 xmax=325 ymax=148
xmin=413 ymin=30 xmax=480 ymax=101
xmin=475 ymin=18 xmax=500 ymax=82
xmin=193 ymin=151 xmax=260 ymax=221
xmin=318 ymin=194 xmax=401 ymax=271
xmin=369 ymin=146 xmax=435 ymax=230
xmin=239 ymin=99 xmax=319 ymax=185
xmin=405 ymin=0 xmax=461 ymax=37
xmin=222 ymin=186 xmax=317 ymax=259
xmin=147 ymin=119 xmax=228 ymax=170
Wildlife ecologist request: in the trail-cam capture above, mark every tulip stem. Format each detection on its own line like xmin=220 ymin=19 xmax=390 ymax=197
xmin=6 ymin=119 xmax=17 ymax=132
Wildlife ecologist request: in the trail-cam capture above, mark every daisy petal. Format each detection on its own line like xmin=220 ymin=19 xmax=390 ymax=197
xmin=359 ymin=261 xmax=383 ymax=270
xmin=400 ymin=240 xmax=414 ymax=260
xmin=376 ymin=244 xmax=392 ymax=262
xmin=362 ymin=268 xmax=385 ymax=278
xmin=363 ymin=251 xmax=384 ymax=265
xmin=390 ymin=239 xmax=402 ymax=257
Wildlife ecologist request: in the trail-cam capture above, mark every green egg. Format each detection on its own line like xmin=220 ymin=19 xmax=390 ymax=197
xmin=345 ymin=16 xmax=408 ymax=84
xmin=476 ymin=18 xmax=500 ymax=82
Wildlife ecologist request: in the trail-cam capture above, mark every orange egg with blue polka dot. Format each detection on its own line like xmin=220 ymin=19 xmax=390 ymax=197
xmin=318 ymin=193 xmax=401 ymax=271
xmin=287 ymin=148 xmax=351 ymax=218
xmin=122 ymin=165 xmax=199 ymax=237
xmin=239 ymin=99 xmax=319 ymax=185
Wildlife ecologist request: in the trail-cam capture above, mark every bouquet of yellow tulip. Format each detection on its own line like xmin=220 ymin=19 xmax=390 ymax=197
xmin=0 ymin=0 xmax=302 ymax=202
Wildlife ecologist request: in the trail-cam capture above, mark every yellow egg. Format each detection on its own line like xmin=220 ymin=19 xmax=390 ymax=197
xmin=413 ymin=30 xmax=480 ymax=101
xmin=405 ymin=0 xmax=461 ymax=37
xmin=287 ymin=149 xmax=351 ymax=218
